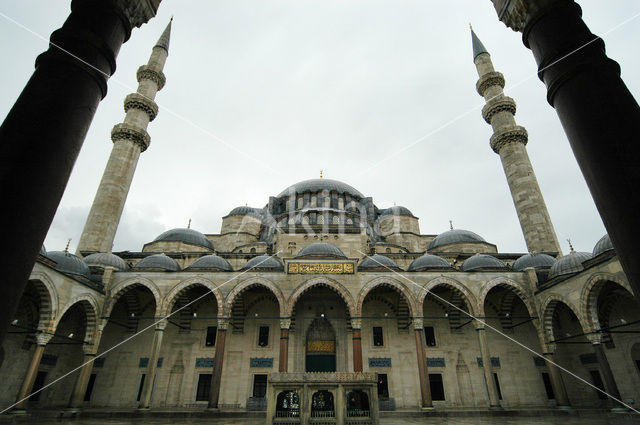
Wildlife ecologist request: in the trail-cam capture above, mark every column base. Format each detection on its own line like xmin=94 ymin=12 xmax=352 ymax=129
xmin=611 ymin=406 xmax=629 ymax=413
xmin=420 ymin=406 xmax=435 ymax=411
xmin=8 ymin=409 xmax=28 ymax=415
xmin=59 ymin=408 xmax=82 ymax=417
xmin=489 ymin=405 xmax=503 ymax=410
xmin=136 ymin=407 xmax=152 ymax=411
xmin=556 ymin=405 xmax=572 ymax=411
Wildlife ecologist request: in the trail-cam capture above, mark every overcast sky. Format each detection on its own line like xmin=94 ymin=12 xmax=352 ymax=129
xmin=1 ymin=1 xmax=639 ymax=256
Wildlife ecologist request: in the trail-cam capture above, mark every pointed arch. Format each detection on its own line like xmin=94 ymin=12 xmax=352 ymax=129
xmin=56 ymin=294 xmax=100 ymax=344
xmin=478 ymin=277 xmax=535 ymax=318
xmin=161 ymin=277 xmax=224 ymax=318
xmin=419 ymin=276 xmax=478 ymax=317
xmin=286 ymin=277 xmax=356 ymax=317
xmin=103 ymin=277 xmax=162 ymax=318
xmin=581 ymin=272 xmax=634 ymax=332
xmin=356 ymin=277 xmax=418 ymax=317
xmin=541 ymin=295 xmax=588 ymax=345
xmin=27 ymin=272 xmax=59 ymax=331
xmin=224 ymin=277 xmax=285 ymax=317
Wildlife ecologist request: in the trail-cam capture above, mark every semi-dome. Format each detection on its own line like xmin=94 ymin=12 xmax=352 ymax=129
xmin=152 ymin=228 xmax=214 ymax=250
xmin=186 ymin=254 xmax=233 ymax=271
xmin=593 ymin=234 xmax=614 ymax=257
xmin=227 ymin=206 xmax=263 ymax=218
xmin=359 ymin=255 xmax=401 ymax=271
xmin=548 ymin=251 xmax=592 ymax=279
xmin=408 ymin=254 xmax=452 ymax=271
xmin=47 ymin=251 xmax=91 ymax=279
xmin=512 ymin=253 xmax=556 ymax=272
xmin=460 ymin=254 xmax=507 ymax=272
xmin=83 ymin=252 xmax=129 ymax=271
xmin=240 ymin=255 xmax=284 ymax=272
xmin=428 ymin=229 xmax=486 ymax=250
xmin=278 ymin=178 xmax=364 ymax=199
xmin=296 ymin=242 xmax=347 ymax=259
xmin=134 ymin=254 xmax=181 ymax=272
xmin=379 ymin=206 xmax=414 ymax=218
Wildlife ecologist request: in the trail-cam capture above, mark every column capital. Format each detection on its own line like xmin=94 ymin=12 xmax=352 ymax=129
xmin=217 ymin=318 xmax=229 ymax=330
xmin=586 ymin=333 xmax=602 ymax=345
xmin=350 ymin=318 xmax=362 ymax=330
xmin=155 ymin=319 xmax=168 ymax=330
xmin=280 ymin=318 xmax=291 ymax=330
xmin=413 ymin=318 xmax=424 ymax=330
xmin=491 ymin=0 xmax=564 ymax=33
xmin=107 ymin=0 xmax=161 ymax=30
xmin=36 ymin=332 xmax=54 ymax=346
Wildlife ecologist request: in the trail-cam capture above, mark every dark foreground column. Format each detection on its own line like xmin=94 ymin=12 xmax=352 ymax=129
xmin=0 ymin=0 xmax=160 ymax=347
xmin=490 ymin=0 xmax=640 ymax=305
xmin=208 ymin=319 xmax=228 ymax=408
xmin=413 ymin=319 xmax=432 ymax=408
xmin=475 ymin=324 xmax=501 ymax=408
xmin=139 ymin=320 xmax=166 ymax=408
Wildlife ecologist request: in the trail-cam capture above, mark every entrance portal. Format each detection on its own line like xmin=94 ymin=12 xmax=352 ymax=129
xmin=306 ymin=318 xmax=336 ymax=372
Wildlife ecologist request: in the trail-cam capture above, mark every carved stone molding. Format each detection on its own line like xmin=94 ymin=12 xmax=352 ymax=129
xmin=476 ymin=71 xmax=505 ymax=96
xmin=413 ymin=318 xmax=424 ymax=330
xmin=482 ymin=97 xmax=517 ymax=124
xmin=111 ymin=123 xmax=151 ymax=151
xmin=36 ymin=332 xmax=54 ymax=346
xmin=137 ymin=65 xmax=166 ymax=90
xmin=124 ymin=93 xmax=159 ymax=121
xmin=109 ymin=0 xmax=161 ymax=29
xmin=217 ymin=318 xmax=229 ymax=330
xmin=280 ymin=318 xmax=291 ymax=329
xmin=350 ymin=318 xmax=362 ymax=330
xmin=490 ymin=126 xmax=528 ymax=153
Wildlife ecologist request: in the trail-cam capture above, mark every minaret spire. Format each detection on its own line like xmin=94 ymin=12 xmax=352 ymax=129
xmin=472 ymin=28 xmax=562 ymax=255
xmin=76 ymin=21 xmax=172 ymax=255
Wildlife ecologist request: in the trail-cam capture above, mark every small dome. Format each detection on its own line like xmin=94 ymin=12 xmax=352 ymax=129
xmin=548 ymin=251 xmax=592 ymax=279
xmin=428 ymin=229 xmax=486 ymax=250
xmin=153 ymin=228 xmax=214 ymax=250
xmin=39 ymin=245 xmax=47 ymax=257
xmin=83 ymin=252 xmax=129 ymax=271
xmin=240 ymin=255 xmax=284 ymax=272
xmin=461 ymin=254 xmax=507 ymax=272
xmin=227 ymin=206 xmax=263 ymax=218
xmin=278 ymin=178 xmax=364 ymax=199
xmin=379 ymin=206 xmax=414 ymax=218
xmin=134 ymin=254 xmax=181 ymax=272
xmin=47 ymin=251 xmax=91 ymax=279
xmin=187 ymin=255 xmax=233 ymax=271
xmin=408 ymin=254 xmax=452 ymax=271
xmin=512 ymin=253 xmax=556 ymax=272
xmin=359 ymin=255 xmax=400 ymax=271
xmin=593 ymin=234 xmax=614 ymax=257
xmin=296 ymin=242 xmax=347 ymax=259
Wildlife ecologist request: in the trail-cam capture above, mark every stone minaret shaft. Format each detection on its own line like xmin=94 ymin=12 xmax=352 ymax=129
xmin=472 ymin=29 xmax=561 ymax=255
xmin=77 ymin=21 xmax=171 ymax=255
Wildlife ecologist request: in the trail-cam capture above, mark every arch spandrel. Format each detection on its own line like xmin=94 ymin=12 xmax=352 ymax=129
xmin=224 ymin=276 xmax=285 ymax=317
xmin=161 ymin=277 xmax=224 ymax=318
xmin=286 ymin=277 xmax=356 ymax=317
xmin=478 ymin=277 xmax=536 ymax=318
xmin=55 ymin=294 xmax=100 ymax=344
xmin=419 ymin=276 xmax=478 ymax=317
xmin=540 ymin=294 xmax=590 ymax=346
xmin=103 ymin=277 xmax=162 ymax=318
xmin=27 ymin=272 xmax=59 ymax=332
xmin=356 ymin=276 xmax=418 ymax=317
xmin=581 ymin=272 xmax=635 ymax=333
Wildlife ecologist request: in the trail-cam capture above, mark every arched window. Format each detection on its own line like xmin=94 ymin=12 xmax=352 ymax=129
xmin=250 ymin=248 xmax=256 ymax=253
xmin=276 ymin=391 xmax=300 ymax=418
xmin=346 ymin=390 xmax=370 ymax=417
xmin=311 ymin=390 xmax=334 ymax=418
xmin=297 ymin=197 xmax=303 ymax=209
xmin=318 ymin=215 xmax=324 ymax=224
xmin=347 ymin=218 xmax=353 ymax=225
xmin=332 ymin=216 xmax=339 ymax=225
xmin=386 ymin=248 xmax=391 ymax=253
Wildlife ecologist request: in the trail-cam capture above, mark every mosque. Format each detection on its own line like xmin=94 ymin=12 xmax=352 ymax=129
xmin=1 ymin=18 xmax=638 ymax=422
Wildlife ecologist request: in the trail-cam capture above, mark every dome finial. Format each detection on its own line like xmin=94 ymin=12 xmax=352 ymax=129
xmin=567 ymin=238 xmax=575 ymax=253
xmin=319 ymin=170 xmax=323 ymax=179
xmin=187 ymin=218 xmax=191 ymax=229
xmin=449 ymin=220 xmax=454 ymax=230
xmin=65 ymin=238 xmax=71 ymax=253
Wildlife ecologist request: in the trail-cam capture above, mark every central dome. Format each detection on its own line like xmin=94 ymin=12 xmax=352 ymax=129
xmin=278 ymin=179 xmax=364 ymax=199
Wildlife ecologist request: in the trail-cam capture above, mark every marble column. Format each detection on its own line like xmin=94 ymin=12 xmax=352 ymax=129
xmin=279 ymin=319 xmax=291 ymax=373
xmin=475 ymin=324 xmax=500 ymax=408
xmin=139 ymin=320 xmax=166 ymax=408
xmin=14 ymin=333 xmax=53 ymax=410
xmin=351 ymin=319 xmax=363 ymax=372
xmin=208 ymin=318 xmax=228 ymax=408
xmin=592 ymin=340 xmax=622 ymax=407
xmin=542 ymin=352 xmax=570 ymax=408
xmin=413 ymin=319 xmax=432 ymax=408
xmin=0 ymin=0 xmax=160 ymax=347
xmin=68 ymin=327 xmax=103 ymax=409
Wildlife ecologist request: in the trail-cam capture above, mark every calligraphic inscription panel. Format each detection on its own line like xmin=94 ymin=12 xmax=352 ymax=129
xmin=288 ymin=263 xmax=354 ymax=274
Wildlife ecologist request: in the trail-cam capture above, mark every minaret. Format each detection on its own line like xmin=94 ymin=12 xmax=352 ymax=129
xmin=472 ymin=27 xmax=562 ymax=255
xmin=76 ymin=20 xmax=172 ymax=255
